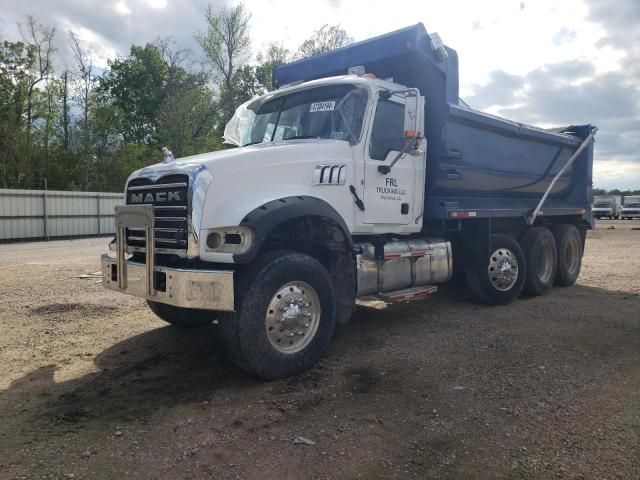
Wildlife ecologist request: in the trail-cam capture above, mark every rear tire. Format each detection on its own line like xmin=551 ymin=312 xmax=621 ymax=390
xmin=147 ymin=301 xmax=213 ymax=328
xmin=551 ymin=224 xmax=583 ymax=286
xmin=520 ymin=227 xmax=557 ymax=296
xmin=465 ymin=233 xmax=526 ymax=305
xmin=218 ymin=251 xmax=337 ymax=380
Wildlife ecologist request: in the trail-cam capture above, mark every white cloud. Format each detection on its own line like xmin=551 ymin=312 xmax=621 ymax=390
xmin=144 ymin=0 xmax=168 ymax=9
xmin=594 ymin=160 xmax=640 ymax=190
xmin=115 ymin=1 xmax=132 ymax=16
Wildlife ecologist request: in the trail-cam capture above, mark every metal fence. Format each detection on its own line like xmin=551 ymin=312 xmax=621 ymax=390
xmin=0 ymin=188 xmax=124 ymax=242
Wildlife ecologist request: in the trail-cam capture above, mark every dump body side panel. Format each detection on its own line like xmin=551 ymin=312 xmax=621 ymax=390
xmin=429 ymin=108 xmax=593 ymax=220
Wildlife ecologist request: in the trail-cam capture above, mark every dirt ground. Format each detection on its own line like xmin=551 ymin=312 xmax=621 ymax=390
xmin=0 ymin=220 xmax=639 ymax=480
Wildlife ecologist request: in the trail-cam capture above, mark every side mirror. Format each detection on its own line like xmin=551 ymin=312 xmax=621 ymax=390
xmin=407 ymin=137 xmax=426 ymax=157
xmin=404 ymin=92 xmax=425 ymax=156
xmin=403 ymin=92 xmax=423 ymax=139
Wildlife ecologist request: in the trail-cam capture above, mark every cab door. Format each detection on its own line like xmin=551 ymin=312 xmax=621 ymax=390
xmin=363 ymin=96 xmax=417 ymax=225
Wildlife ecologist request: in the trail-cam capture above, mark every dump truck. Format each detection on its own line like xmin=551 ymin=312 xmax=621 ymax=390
xmin=621 ymin=195 xmax=640 ymax=219
xmin=592 ymin=195 xmax=621 ymax=219
xmin=102 ymin=24 xmax=596 ymax=379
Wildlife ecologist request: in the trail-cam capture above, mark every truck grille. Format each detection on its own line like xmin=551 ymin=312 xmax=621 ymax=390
xmin=125 ymin=174 xmax=189 ymax=253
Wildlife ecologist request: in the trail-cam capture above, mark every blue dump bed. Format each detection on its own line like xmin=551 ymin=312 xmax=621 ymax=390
xmin=273 ymin=24 xmax=595 ymax=223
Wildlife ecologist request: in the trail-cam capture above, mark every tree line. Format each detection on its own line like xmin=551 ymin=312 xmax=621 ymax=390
xmin=0 ymin=4 xmax=350 ymax=192
xmin=592 ymin=189 xmax=640 ymax=196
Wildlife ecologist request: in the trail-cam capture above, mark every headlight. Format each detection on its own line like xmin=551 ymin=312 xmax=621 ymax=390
xmin=205 ymin=226 xmax=254 ymax=254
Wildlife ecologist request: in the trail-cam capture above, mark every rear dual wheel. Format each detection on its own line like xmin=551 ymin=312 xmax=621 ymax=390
xmin=466 ymin=233 xmax=526 ymax=305
xmin=466 ymin=224 xmax=583 ymax=304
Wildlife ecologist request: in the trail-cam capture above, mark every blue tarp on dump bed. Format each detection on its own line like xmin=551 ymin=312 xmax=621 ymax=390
xmin=273 ymin=24 xmax=594 ymax=223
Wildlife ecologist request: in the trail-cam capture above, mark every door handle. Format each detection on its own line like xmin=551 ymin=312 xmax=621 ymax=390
xmin=446 ymin=169 xmax=462 ymax=180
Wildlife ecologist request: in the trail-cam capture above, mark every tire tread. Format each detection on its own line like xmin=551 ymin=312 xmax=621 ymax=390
xmin=551 ymin=224 xmax=583 ymax=287
xmin=520 ymin=227 xmax=557 ymax=296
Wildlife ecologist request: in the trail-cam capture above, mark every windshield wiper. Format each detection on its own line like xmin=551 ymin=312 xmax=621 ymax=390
xmin=282 ymin=135 xmax=321 ymax=141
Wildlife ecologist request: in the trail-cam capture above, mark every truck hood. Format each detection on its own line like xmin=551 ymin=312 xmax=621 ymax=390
xmin=128 ymin=140 xmax=352 ymax=182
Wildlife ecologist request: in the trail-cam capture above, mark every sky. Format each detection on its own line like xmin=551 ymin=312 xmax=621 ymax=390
xmin=0 ymin=0 xmax=638 ymax=190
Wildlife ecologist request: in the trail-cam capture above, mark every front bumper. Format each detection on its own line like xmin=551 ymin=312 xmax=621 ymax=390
xmin=101 ymin=255 xmax=234 ymax=311
xmin=101 ymin=204 xmax=234 ymax=311
xmin=592 ymin=210 xmax=613 ymax=217
xmin=622 ymin=211 xmax=640 ymax=218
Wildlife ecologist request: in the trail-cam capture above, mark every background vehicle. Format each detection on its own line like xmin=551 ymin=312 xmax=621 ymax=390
xmin=592 ymin=195 xmax=621 ymax=219
xmin=621 ymin=195 xmax=640 ymax=219
xmin=102 ymin=24 xmax=596 ymax=379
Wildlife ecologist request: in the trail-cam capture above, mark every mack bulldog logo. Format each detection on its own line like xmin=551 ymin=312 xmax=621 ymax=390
xmin=130 ymin=191 xmax=182 ymax=203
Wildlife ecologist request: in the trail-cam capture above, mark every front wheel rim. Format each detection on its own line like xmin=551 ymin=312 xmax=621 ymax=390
xmin=488 ymin=248 xmax=519 ymax=291
xmin=265 ymin=281 xmax=321 ymax=354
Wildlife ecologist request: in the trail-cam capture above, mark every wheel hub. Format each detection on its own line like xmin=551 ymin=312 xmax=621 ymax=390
xmin=265 ymin=281 xmax=320 ymax=354
xmin=488 ymin=248 xmax=519 ymax=291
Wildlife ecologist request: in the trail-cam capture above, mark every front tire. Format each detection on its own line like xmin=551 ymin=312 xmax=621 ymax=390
xmin=521 ymin=227 xmax=557 ymax=296
xmin=465 ymin=233 xmax=526 ymax=305
xmin=218 ymin=251 xmax=337 ymax=380
xmin=552 ymin=224 xmax=583 ymax=286
xmin=147 ymin=301 xmax=213 ymax=328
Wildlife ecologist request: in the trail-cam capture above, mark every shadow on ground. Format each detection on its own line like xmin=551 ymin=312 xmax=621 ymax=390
xmin=2 ymin=324 xmax=252 ymax=431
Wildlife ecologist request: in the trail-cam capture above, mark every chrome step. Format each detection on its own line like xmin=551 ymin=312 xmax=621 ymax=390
xmin=378 ymin=285 xmax=438 ymax=303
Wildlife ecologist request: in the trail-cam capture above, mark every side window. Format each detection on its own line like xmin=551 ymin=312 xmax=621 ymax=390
xmin=369 ymin=99 xmax=405 ymax=161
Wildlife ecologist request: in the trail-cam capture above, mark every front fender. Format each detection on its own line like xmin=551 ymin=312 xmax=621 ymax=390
xmin=233 ymin=195 xmax=353 ymax=264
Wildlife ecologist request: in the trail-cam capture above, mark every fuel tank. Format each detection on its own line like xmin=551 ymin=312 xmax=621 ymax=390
xmin=356 ymin=238 xmax=452 ymax=296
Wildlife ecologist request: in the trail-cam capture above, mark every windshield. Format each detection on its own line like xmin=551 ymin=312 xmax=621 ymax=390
xmin=594 ymin=203 xmax=612 ymax=208
xmin=625 ymin=203 xmax=640 ymax=208
xmin=224 ymin=84 xmax=368 ymax=147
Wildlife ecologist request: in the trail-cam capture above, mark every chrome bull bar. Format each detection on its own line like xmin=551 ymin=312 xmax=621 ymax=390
xmin=102 ymin=205 xmax=235 ymax=311
xmin=115 ymin=205 xmax=156 ymax=295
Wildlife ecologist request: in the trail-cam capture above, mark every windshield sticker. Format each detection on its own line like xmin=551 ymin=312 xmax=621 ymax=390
xmin=309 ymin=101 xmax=336 ymax=112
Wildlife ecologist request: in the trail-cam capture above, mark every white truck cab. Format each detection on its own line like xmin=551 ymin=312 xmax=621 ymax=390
xmin=115 ymin=74 xmax=426 ymax=264
xmin=621 ymin=196 xmax=640 ymax=219
xmin=592 ymin=195 xmax=621 ymax=219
